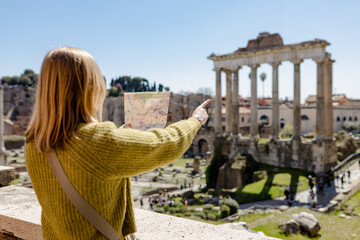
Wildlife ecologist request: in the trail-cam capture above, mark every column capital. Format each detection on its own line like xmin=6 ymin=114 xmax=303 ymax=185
xmin=213 ymin=68 xmax=222 ymax=73
xmin=290 ymin=59 xmax=304 ymax=65
xmin=230 ymin=66 xmax=242 ymax=73
xmin=313 ymin=57 xmax=326 ymax=64
xmin=223 ymin=68 xmax=232 ymax=74
xmin=323 ymin=58 xmax=335 ymax=64
xmin=249 ymin=64 xmax=260 ymax=70
xmin=269 ymin=61 xmax=281 ymax=68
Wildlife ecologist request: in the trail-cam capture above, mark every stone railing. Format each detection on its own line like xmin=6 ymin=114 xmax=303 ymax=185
xmin=0 ymin=186 xmax=277 ymax=240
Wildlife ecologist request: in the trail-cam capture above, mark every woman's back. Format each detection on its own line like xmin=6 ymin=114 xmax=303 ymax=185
xmin=26 ymin=119 xmax=201 ymax=239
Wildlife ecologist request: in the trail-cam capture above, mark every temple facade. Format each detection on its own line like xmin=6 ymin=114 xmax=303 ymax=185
xmin=208 ymin=32 xmax=337 ymax=173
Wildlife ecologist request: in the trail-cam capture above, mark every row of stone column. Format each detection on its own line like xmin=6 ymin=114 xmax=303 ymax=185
xmin=214 ymin=57 xmax=334 ymax=141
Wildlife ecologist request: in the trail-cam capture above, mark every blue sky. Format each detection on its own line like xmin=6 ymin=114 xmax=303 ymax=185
xmin=1 ymin=0 xmax=359 ymax=102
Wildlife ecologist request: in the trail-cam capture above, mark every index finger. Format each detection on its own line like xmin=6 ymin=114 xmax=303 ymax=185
xmin=200 ymin=99 xmax=211 ymax=108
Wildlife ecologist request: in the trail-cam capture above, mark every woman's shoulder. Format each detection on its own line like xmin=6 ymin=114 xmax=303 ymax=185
xmin=76 ymin=121 xmax=117 ymax=133
xmin=75 ymin=121 xmax=121 ymax=142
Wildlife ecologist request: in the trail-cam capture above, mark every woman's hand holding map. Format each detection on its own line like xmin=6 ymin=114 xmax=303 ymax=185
xmin=191 ymin=99 xmax=211 ymax=125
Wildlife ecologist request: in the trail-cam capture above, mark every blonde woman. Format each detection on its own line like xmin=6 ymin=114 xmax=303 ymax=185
xmin=25 ymin=47 xmax=210 ymax=240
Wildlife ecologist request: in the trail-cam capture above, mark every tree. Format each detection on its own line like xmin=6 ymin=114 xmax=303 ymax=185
xmin=1 ymin=69 xmax=38 ymax=87
xmin=197 ymin=87 xmax=213 ymax=96
xmin=21 ymin=69 xmax=38 ymax=87
xmin=260 ymin=72 xmax=266 ymax=98
xmin=19 ymin=76 xmax=32 ymax=86
xmin=280 ymin=123 xmax=293 ymax=139
xmin=1 ymin=76 xmax=11 ymax=85
xmin=10 ymin=77 xmax=19 ymax=85
xmin=205 ymin=144 xmax=225 ymax=189
xmin=103 ymin=75 xmax=107 ymax=86
xmin=108 ymin=87 xmax=119 ymax=97
xmin=151 ymin=82 xmax=156 ymax=91
xmin=142 ymin=79 xmax=150 ymax=91
xmin=108 ymin=76 xmax=168 ymax=93
xmin=343 ymin=121 xmax=360 ymax=132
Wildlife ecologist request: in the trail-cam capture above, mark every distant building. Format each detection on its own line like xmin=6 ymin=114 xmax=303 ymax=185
xmin=1 ymin=84 xmax=35 ymax=135
xmin=305 ymin=93 xmax=353 ymax=106
xmin=215 ymin=99 xmax=360 ymax=136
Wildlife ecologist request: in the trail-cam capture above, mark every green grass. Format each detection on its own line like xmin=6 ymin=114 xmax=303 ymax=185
xmin=249 ymin=207 xmax=360 ymax=240
xmin=235 ymin=164 xmax=310 ymax=204
xmin=345 ymin=189 xmax=360 ymax=215
xmin=172 ymin=158 xmax=191 ymax=168
xmin=258 ymin=138 xmax=270 ymax=144
xmin=8 ymin=178 xmax=23 ymax=185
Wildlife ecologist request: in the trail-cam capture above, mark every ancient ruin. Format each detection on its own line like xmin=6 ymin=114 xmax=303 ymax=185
xmin=208 ymin=32 xmax=337 ymax=173
xmin=0 ymin=85 xmax=7 ymax=156
xmin=216 ymin=154 xmax=246 ymax=190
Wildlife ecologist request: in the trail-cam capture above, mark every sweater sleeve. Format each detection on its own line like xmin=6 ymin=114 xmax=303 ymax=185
xmin=78 ymin=118 xmax=201 ymax=179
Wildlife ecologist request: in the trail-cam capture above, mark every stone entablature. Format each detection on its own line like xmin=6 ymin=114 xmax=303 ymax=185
xmin=209 ymin=38 xmax=329 ymax=69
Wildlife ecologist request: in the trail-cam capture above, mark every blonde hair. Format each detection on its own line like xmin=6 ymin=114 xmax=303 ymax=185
xmin=25 ymin=47 xmax=106 ymax=152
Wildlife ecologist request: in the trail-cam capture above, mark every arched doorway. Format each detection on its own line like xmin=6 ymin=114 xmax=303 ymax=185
xmin=280 ymin=118 xmax=286 ymax=129
xmin=301 ymin=115 xmax=309 ymax=134
xmin=260 ymin=115 xmax=269 ymax=125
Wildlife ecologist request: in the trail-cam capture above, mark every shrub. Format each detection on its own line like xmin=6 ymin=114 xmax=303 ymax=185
xmin=221 ymin=199 xmax=239 ymax=215
xmin=176 ymin=203 xmax=184 ymax=208
xmin=203 ymin=209 xmax=210 ymax=214
xmin=194 ymin=211 xmax=207 ymax=219
xmin=169 ymin=207 xmax=182 ymax=213
xmin=154 ymin=208 xmax=165 ymax=213
xmin=220 ymin=205 xmax=230 ymax=219
xmin=163 ymin=204 xmax=169 ymax=212
xmin=184 ymin=211 xmax=192 ymax=217
xmin=343 ymin=121 xmax=360 ymax=132
xmin=338 ymin=130 xmax=347 ymax=135
xmin=280 ymin=124 xmax=293 ymax=139
xmin=303 ymin=132 xmax=316 ymax=139
xmin=212 ymin=211 xmax=221 ymax=220
xmin=172 ymin=201 xmax=183 ymax=208
xmin=206 ymin=212 xmax=217 ymax=221
xmin=202 ymin=204 xmax=213 ymax=211
xmin=194 ymin=198 xmax=205 ymax=205
xmin=176 ymin=213 xmax=184 ymax=218
xmin=280 ymin=132 xmax=293 ymax=139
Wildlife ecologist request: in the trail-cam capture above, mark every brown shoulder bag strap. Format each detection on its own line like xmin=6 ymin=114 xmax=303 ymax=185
xmin=46 ymin=151 xmax=121 ymax=240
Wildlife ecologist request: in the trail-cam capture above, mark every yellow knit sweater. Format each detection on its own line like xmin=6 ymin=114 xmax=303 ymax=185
xmin=25 ymin=118 xmax=200 ymax=240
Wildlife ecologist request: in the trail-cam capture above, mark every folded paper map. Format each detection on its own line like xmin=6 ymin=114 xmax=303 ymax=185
xmin=124 ymin=91 xmax=170 ymax=131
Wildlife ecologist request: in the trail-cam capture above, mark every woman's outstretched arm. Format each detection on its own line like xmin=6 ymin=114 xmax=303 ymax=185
xmin=75 ymin=100 xmax=210 ymax=180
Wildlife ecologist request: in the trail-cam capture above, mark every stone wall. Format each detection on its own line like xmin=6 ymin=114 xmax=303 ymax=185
xmin=221 ymin=138 xmax=337 ymax=174
xmin=0 ymin=186 xmax=276 ymax=240
xmin=4 ymin=135 xmax=25 ymax=150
